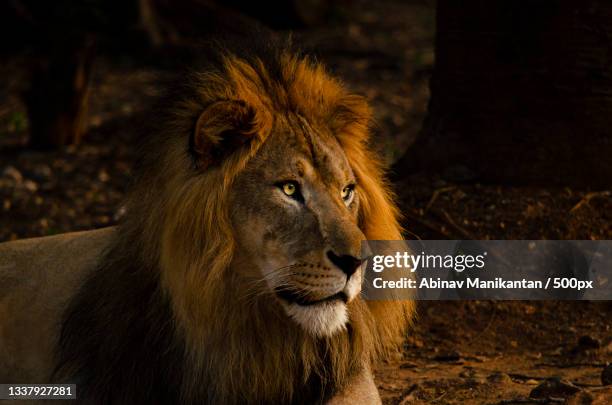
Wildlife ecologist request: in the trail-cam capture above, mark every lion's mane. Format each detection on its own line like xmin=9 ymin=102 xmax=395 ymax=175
xmin=55 ymin=39 xmax=414 ymax=404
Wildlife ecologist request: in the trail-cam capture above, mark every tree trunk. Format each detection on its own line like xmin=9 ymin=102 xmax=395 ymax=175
xmin=24 ymin=40 xmax=95 ymax=149
xmin=394 ymin=0 xmax=612 ymax=188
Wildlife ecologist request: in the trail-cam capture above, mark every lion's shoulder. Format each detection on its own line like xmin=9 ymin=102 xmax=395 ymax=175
xmin=0 ymin=228 xmax=114 ymax=383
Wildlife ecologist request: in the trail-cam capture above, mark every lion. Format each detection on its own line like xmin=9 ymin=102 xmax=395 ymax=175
xmin=0 ymin=40 xmax=414 ymax=404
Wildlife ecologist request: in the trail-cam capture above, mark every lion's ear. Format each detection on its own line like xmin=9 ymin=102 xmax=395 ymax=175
xmin=329 ymin=95 xmax=372 ymax=142
xmin=192 ymin=100 xmax=258 ymax=169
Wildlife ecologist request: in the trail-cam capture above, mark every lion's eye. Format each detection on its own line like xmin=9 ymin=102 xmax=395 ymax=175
xmin=278 ymin=181 xmax=303 ymax=202
xmin=341 ymin=184 xmax=355 ymax=205
xmin=283 ymin=182 xmax=297 ymax=196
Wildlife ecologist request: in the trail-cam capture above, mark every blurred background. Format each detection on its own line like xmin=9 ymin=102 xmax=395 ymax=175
xmin=0 ymin=0 xmax=611 ymax=403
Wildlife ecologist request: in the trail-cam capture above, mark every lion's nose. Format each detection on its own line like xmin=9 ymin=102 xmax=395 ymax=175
xmin=326 ymin=251 xmax=363 ymax=277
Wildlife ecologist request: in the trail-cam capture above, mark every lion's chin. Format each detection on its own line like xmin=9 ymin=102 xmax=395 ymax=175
xmin=283 ymin=300 xmax=348 ymax=338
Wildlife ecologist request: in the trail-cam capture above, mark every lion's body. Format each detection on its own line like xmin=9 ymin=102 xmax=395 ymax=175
xmin=0 ymin=38 xmax=414 ymax=404
xmin=0 ymin=228 xmax=113 ymax=383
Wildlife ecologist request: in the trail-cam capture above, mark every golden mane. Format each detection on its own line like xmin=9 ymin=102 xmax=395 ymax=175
xmin=57 ymin=44 xmax=414 ymax=404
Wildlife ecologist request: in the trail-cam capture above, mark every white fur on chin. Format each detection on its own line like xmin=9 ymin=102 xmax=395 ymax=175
xmin=284 ymin=300 xmax=348 ymax=337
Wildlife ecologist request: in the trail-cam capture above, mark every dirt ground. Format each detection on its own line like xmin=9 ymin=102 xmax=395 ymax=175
xmin=1 ymin=1 xmax=611 ymax=404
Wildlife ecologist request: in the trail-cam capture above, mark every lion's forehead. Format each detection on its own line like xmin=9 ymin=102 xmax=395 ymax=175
xmin=256 ymin=118 xmax=354 ymax=188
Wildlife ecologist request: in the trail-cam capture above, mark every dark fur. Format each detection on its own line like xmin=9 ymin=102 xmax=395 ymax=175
xmin=54 ymin=252 xmax=184 ymax=404
xmin=54 ymin=244 xmax=338 ymax=404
